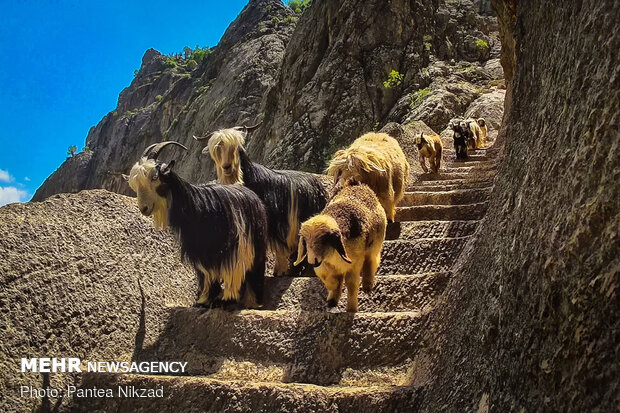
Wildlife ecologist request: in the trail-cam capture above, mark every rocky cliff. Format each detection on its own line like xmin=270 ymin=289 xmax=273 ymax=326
xmin=33 ymin=0 xmax=502 ymax=200
xmin=420 ymin=0 xmax=619 ymax=411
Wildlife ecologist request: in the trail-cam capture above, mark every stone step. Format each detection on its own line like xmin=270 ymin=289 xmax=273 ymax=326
xmin=378 ymin=237 xmax=470 ymax=274
xmin=442 ymin=153 xmax=495 ymax=161
xmin=396 ymin=202 xmax=488 ymax=221
xmin=401 ymin=188 xmax=492 ymax=206
xmin=388 ymin=220 xmax=479 ymax=240
xmin=407 ymin=179 xmax=494 ymax=191
xmin=443 ymin=160 xmax=497 ymax=169
xmin=135 ymin=308 xmax=427 ymax=384
xmin=74 ymin=374 xmax=422 ymax=413
xmin=263 ymin=272 xmax=450 ymax=312
xmin=414 ymin=169 xmax=497 ymax=181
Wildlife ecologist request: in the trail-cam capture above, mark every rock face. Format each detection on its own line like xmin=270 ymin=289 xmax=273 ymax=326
xmin=0 ymin=191 xmax=195 ymax=412
xmin=251 ymin=0 xmax=500 ymax=171
xmin=34 ymin=0 xmax=500 ymax=200
xmin=420 ymin=0 xmax=619 ymax=411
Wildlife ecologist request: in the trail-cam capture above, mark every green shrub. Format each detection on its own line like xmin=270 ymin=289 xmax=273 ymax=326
xmin=272 ymin=16 xmax=280 ymax=25
xmin=67 ymin=145 xmax=77 ymax=158
xmin=133 ymin=69 xmax=140 ymax=77
xmin=410 ymin=88 xmax=430 ymax=107
xmin=287 ymin=0 xmax=311 ymax=13
xmin=265 ymin=5 xmax=272 ymax=12
xmin=383 ymin=70 xmax=403 ymax=89
xmin=258 ymin=22 xmax=266 ymax=30
xmin=124 ymin=110 xmax=132 ymax=117
xmin=476 ymin=39 xmax=489 ymax=50
xmin=284 ymin=16 xmax=298 ymax=24
xmin=191 ymin=48 xmax=211 ymax=64
xmin=155 ymin=94 xmax=163 ymax=102
xmin=82 ymin=146 xmax=92 ymax=154
xmin=163 ymin=57 xmax=178 ymax=69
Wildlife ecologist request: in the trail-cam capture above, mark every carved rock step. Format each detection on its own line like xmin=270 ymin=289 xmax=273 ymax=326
xmin=443 ymin=160 xmax=498 ymax=169
xmin=396 ymin=202 xmax=488 ymax=222
xmin=389 ymin=220 xmax=479 ymax=240
xmin=401 ymin=188 xmax=492 ymax=206
xmin=378 ymin=237 xmax=471 ymax=274
xmin=74 ymin=374 xmax=422 ymax=413
xmin=414 ymin=170 xmax=471 ymax=181
xmin=263 ymin=272 xmax=450 ymax=312
xmin=407 ymin=179 xmax=494 ymax=191
xmin=135 ymin=309 xmax=427 ymax=384
xmin=442 ymin=153 xmax=496 ymax=161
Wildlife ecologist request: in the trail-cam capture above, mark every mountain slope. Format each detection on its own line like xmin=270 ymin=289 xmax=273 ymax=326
xmin=33 ymin=0 xmax=500 ymax=200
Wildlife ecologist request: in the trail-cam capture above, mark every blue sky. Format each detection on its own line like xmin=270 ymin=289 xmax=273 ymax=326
xmin=0 ymin=0 xmax=249 ymax=205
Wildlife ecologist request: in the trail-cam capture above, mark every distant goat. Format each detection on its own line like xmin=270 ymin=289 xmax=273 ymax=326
xmin=449 ymin=119 xmax=470 ymax=159
xmin=327 ymin=132 xmax=410 ymax=223
xmin=124 ymin=141 xmax=268 ymax=308
xmin=477 ymin=118 xmax=488 ymax=145
xmin=294 ymin=179 xmax=387 ymax=312
xmin=195 ymin=126 xmax=328 ymax=276
xmin=413 ymin=132 xmax=443 ymax=173
xmin=450 ymin=118 xmax=487 ymax=152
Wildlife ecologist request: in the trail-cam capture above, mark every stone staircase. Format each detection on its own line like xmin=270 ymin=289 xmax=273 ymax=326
xmin=74 ymin=145 xmax=499 ymax=412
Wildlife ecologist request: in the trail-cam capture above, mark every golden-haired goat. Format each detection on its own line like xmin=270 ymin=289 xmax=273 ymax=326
xmin=327 ymin=132 xmax=410 ymax=223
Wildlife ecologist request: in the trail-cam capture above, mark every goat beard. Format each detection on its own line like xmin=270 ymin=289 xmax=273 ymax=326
xmin=218 ymin=166 xmax=243 ymax=185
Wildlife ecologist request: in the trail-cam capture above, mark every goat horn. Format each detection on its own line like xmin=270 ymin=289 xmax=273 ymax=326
xmin=142 ymin=141 xmax=188 ymax=160
xmin=193 ymin=132 xmax=212 ymax=141
xmin=234 ymin=122 xmax=263 ymax=134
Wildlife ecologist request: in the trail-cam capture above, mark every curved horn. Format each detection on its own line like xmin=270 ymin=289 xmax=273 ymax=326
xmin=142 ymin=141 xmax=188 ymax=160
xmin=193 ymin=132 xmax=212 ymax=141
xmin=234 ymin=121 xmax=263 ymax=134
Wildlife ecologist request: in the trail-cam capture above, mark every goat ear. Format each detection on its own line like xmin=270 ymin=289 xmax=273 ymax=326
xmin=327 ymin=231 xmax=352 ymax=264
xmin=122 ymin=174 xmax=130 ymax=182
xmin=160 ymin=160 xmax=176 ymax=175
xmin=293 ymin=236 xmax=307 ymax=266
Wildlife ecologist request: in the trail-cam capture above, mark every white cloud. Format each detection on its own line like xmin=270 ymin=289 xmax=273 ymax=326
xmin=0 ymin=169 xmax=12 ymax=183
xmin=0 ymin=186 xmax=28 ymax=206
xmin=24 ymin=177 xmax=31 ymax=182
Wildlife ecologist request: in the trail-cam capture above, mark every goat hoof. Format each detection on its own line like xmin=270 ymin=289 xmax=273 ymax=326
xmin=327 ymin=298 xmax=338 ymax=308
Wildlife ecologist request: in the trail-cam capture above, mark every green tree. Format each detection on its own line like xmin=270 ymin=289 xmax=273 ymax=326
xmin=67 ymin=145 xmax=77 ymax=158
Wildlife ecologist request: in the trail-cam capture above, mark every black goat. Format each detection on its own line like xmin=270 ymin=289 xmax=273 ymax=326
xmin=196 ymin=127 xmax=328 ymax=276
xmin=449 ymin=119 xmax=471 ymax=160
xmin=125 ymin=141 xmax=268 ymax=308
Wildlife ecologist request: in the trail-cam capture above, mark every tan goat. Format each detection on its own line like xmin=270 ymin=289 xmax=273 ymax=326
xmin=327 ymin=132 xmax=409 ymax=223
xmin=294 ymin=179 xmax=387 ymax=312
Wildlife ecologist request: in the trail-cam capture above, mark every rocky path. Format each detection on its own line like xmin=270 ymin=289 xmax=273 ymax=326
xmin=75 ymin=143 xmax=499 ymax=412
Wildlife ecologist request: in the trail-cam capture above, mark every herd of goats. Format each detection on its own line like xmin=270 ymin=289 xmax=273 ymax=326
xmin=123 ymin=117 xmax=488 ymax=312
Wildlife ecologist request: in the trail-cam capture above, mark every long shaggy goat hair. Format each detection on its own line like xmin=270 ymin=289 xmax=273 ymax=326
xmin=295 ymin=179 xmax=387 ymax=312
xmin=125 ymin=141 xmax=268 ymax=308
xmin=198 ymin=127 xmax=328 ymax=276
xmin=326 ymin=132 xmax=410 ymax=223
